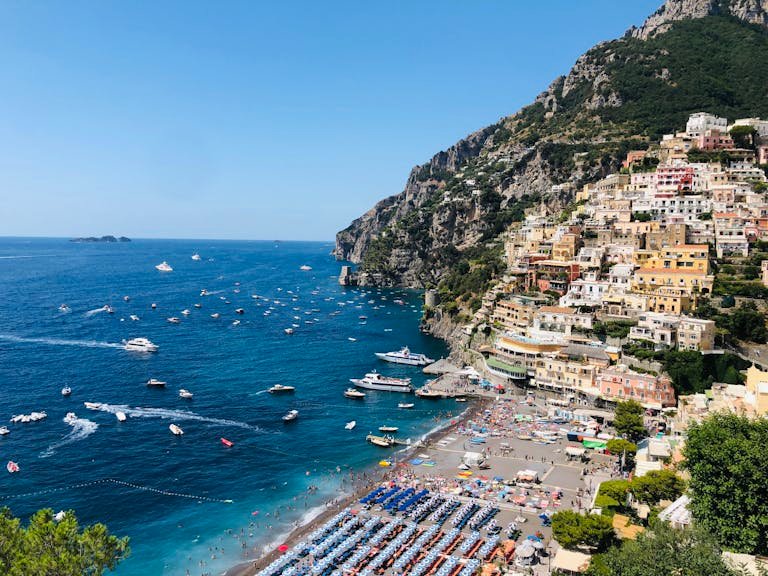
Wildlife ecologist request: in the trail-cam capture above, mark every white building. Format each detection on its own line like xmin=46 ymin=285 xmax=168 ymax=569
xmin=559 ymin=272 xmax=610 ymax=307
xmin=686 ymin=112 xmax=728 ymax=137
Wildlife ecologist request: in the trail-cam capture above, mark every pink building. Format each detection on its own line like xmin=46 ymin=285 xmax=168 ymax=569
xmin=696 ymin=129 xmax=733 ymax=151
xmin=598 ymin=365 xmax=676 ymax=409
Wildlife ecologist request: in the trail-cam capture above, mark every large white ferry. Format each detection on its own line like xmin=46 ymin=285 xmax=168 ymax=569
xmin=374 ymin=346 xmax=434 ymax=366
xmin=123 ymin=337 xmax=159 ymax=353
xmin=350 ymin=372 xmax=413 ymax=393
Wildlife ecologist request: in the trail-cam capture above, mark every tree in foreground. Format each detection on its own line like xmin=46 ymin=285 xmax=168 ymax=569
xmin=551 ymin=510 xmax=616 ymax=552
xmin=629 ymin=469 xmax=686 ymax=505
xmin=612 ymin=400 xmax=646 ymax=442
xmin=586 ymin=521 xmax=741 ymax=576
xmin=683 ymin=412 xmax=768 ymax=555
xmin=0 ymin=508 xmax=129 ymax=576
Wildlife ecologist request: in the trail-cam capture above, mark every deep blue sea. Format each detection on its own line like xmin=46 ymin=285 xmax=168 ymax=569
xmin=0 ymin=238 xmax=451 ymax=575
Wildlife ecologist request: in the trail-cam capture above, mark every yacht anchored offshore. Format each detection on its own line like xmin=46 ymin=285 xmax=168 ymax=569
xmin=155 ymin=261 xmax=173 ymax=272
xmin=123 ymin=338 xmax=159 ymax=352
xmin=374 ymin=346 xmax=434 ymax=366
xmin=350 ymin=372 xmax=413 ymax=393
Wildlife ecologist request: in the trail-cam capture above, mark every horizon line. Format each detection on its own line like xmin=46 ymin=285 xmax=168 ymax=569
xmin=0 ymin=234 xmax=336 ymax=243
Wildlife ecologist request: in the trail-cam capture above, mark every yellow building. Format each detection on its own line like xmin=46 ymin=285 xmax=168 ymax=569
xmin=631 ymin=287 xmax=692 ymax=314
xmin=552 ymin=233 xmax=580 ymax=262
xmin=645 ymin=244 xmax=711 ymax=274
xmin=632 ymin=267 xmax=713 ymax=295
xmin=534 ymin=357 xmax=597 ymax=394
xmin=492 ymin=297 xmax=537 ymax=332
xmin=745 ymin=365 xmax=768 ymax=416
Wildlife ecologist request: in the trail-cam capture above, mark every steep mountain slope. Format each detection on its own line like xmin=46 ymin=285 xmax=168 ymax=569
xmin=335 ymin=0 xmax=768 ymax=293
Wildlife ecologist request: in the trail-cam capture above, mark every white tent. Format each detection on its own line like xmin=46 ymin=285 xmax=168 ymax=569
xmin=551 ymin=549 xmax=591 ymax=573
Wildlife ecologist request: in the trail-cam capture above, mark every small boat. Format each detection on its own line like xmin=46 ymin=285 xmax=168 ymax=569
xmin=151 ymin=303 xmax=157 ymax=309
xmin=191 ymin=253 xmax=202 ymax=261
xmin=147 ymin=378 xmax=167 ymax=387
xmin=169 ymin=424 xmax=184 ymax=436
xmin=181 ymin=309 xmax=191 ymax=316
xmin=398 ymin=403 xmax=414 ymax=409
xmin=179 ymin=389 xmax=194 ymax=399
xmin=84 ymin=402 xmax=102 ymax=410
xmin=221 ymin=437 xmax=234 ymax=447
xmin=299 ymin=265 xmax=312 ymax=271
xmin=344 ymin=388 xmax=366 ymax=399
xmin=235 ymin=308 xmax=244 ymax=315
xmin=415 ymin=388 xmax=442 ymax=399
xmin=167 ymin=317 xmax=181 ymax=324
xmin=58 ymin=304 xmax=71 ymax=313
xmin=194 ymin=303 xmax=202 ymax=308
xmin=232 ymin=320 xmax=241 ymax=326
xmin=0 ymin=426 xmax=9 ymax=436
xmin=348 ymin=337 xmax=357 ymax=342
xmin=129 ymin=314 xmax=140 ymax=321
xmin=211 ymin=313 xmax=220 ymax=319
xmin=61 ymin=386 xmax=72 ymax=397
xmin=116 ymin=411 xmax=127 ymax=422
xmin=378 ymin=425 xmax=399 ymax=433
xmin=455 ymin=397 xmax=468 ymax=402
xmin=123 ymin=295 xmax=130 ymax=302
xmin=64 ymin=412 xmax=77 ymax=423
xmin=359 ymin=315 xmax=367 ymax=320
xmin=345 ymin=421 xmax=356 ymax=430
xmin=7 ymin=461 xmax=19 ymax=474
xmin=123 ymin=337 xmax=158 ymax=352
xmin=201 ymin=289 xmax=210 ymax=296
xmin=366 ymin=434 xmax=393 ymax=447
xmin=284 ymin=328 xmax=294 ymax=335
xmin=282 ymin=410 xmax=299 ymax=422
xmin=155 ymin=261 xmax=173 ymax=272
xmin=104 ymin=305 xmax=115 ymax=314
xmin=268 ymin=384 xmax=295 ymax=394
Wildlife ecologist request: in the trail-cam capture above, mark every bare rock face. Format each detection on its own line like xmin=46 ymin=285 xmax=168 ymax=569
xmin=631 ymin=0 xmax=768 ymax=39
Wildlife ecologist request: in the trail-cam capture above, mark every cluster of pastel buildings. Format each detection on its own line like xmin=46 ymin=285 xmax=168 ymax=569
xmin=457 ymin=112 xmax=768 ymax=417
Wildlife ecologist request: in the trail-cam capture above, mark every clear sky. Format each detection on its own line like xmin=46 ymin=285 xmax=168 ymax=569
xmin=0 ymin=1 xmax=661 ymax=240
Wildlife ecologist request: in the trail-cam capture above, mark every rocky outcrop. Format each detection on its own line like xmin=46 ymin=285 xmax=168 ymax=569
xmin=630 ymin=0 xmax=768 ymax=39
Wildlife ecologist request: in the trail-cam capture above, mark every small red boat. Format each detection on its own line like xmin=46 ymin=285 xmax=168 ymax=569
xmin=7 ymin=461 xmax=19 ymax=474
xmin=221 ymin=438 xmax=234 ymax=447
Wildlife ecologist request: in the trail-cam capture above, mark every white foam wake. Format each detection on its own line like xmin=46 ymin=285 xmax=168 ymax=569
xmin=40 ymin=417 xmax=99 ymax=458
xmin=0 ymin=335 xmax=123 ymax=349
xmin=88 ymin=403 xmax=264 ymax=432
xmin=84 ymin=307 xmax=109 ymax=317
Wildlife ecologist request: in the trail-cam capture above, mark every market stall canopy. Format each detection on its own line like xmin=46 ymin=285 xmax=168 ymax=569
xmin=565 ymin=446 xmax=586 ymax=457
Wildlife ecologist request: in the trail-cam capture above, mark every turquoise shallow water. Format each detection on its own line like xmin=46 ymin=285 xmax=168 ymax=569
xmin=0 ymin=238 xmax=452 ymax=575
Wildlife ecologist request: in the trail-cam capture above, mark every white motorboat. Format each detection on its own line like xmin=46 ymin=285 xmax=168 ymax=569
xmin=282 ymin=410 xmax=299 ymax=422
xmin=58 ymin=304 xmax=71 ymax=313
xmin=344 ymin=388 xmax=366 ymax=399
xmin=123 ymin=295 xmax=130 ymax=302
xmin=116 ymin=411 xmax=127 ymax=422
xmin=0 ymin=426 xmax=9 ymax=436
xmin=375 ymin=347 xmax=434 ymax=366
xmin=191 ymin=253 xmax=202 ymax=261
xmin=378 ymin=425 xmax=399 ymax=433
xmin=235 ymin=308 xmax=244 ymax=315
xmin=455 ymin=397 xmax=468 ymax=402
xmin=169 ymin=423 xmax=184 ymax=435
xmin=416 ymin=388 xmax=442 ymax=399
xmin=151 ymin=303 xmax=157 ymax=309
xmin=64 ymin=412 xmax=77 ymax=424
xmin=147 ymin=378 xmax=167 ymax=387
xmin=366 ymin=434 xmax=393 ymax=447
xmin=232 ymin=320 xmax=241 ymax=326
xmin=345 ymin=421 xmax=356 ymax=430
xmin=61 ymin=386 xmax=72 ymax=397
xmin=268 ymin=384 xmax=295 ymax=394
xmin=155 ymin=261 xmax=173 ymax=272
xmin=284 ymin=328 xmax=294 ymax=335
xmin=179 ymin=389 xmax=194 ymax=399
xmin=83 ymin=402 xmax=103 ymax=410
xmin=350 ymin=372 xmax=413 ymax=393
xmin=299 ymin=265 xmax=312 ymax=271
xmin=167 ymin=317 xmax=181 ymax=324
xmin=211 ymin=313 xmax=220 ymax=319
xmin=181 ymin=309 xmax=191 ymax=316
xmin=348 ymin=337 xmax=357 ymax=342
xmin=129 ymin=314 xmax=140 ymax=321
xmin=194 ymin=303 xmax=202 ymax=308
xmin=398 ymin=403 xmax=415 ymax=409
xmin=104 ymin=305 xmax=114 ymax=314
xmin=123 ymin=338 xmax=158 ymax=353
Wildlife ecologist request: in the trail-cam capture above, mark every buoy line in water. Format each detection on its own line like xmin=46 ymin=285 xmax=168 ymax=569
xmin=0 ymin=478 xmax=233 ymax=504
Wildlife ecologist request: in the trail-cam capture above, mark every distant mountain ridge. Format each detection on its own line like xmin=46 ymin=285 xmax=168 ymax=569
xmin=334 ymin=0 xmax=768 ymax=289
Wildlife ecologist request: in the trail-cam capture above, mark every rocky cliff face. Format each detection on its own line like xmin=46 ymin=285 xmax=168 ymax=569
xmin=335 ymin=0 xmax=768 ymax=291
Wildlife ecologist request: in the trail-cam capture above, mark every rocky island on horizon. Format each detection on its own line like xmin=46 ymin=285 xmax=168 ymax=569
xmin=70 ymin=235 xmax=131 ymax=243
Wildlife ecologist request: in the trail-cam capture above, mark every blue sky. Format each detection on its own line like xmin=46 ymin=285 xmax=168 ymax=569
xmin=0 ymin=1 xmax=661 ymax=240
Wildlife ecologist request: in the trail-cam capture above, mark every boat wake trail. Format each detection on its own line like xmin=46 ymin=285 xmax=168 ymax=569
xmin=40 ymin=417 xmax=99 ymax=458
xmin=0 ymin=335 xmax=123 ymax=349
xmin=84 ymin=307 xmax=108 ymax=317
xmin=89 ymin=404 xmax=264 ymax=433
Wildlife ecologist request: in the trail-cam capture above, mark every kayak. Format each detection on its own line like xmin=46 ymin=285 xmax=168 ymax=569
xmin=221 ymin=438 xmax=234 ymax=447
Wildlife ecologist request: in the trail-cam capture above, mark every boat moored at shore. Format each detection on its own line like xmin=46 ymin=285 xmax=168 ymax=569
xmin=350 ymin=372 xmax=413 ymax=393
xmin=374 ymin=346 xmax=434 ymax=366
